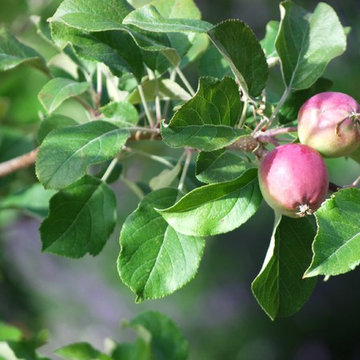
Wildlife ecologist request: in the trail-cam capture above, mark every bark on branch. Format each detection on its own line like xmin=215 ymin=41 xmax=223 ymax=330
xmin=0 ymin=148 xmax=39 ymax=178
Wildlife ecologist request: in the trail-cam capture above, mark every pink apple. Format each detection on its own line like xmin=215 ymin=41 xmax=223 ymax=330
xmin=259 ymin=144 xmax=329 ymax=218
xmin=298 ymin=92 xmax=360 ymax=157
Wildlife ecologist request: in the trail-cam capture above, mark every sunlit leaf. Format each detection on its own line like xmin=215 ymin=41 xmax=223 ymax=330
xmin=276 ymin=1 xmax=346 ymax=90
xmin=304 ymin=188 xmax=360 ymax=277
xmin=208 ymin=20 xmax=268 ymax=98
xmin=118 ymin=188 xmax=205 ymax=301
xmin=161 ymin=77 xmax=246 ymax=151
xmin=36 ymin=121 xmax=129 ymax=189
xmin=129 ymin=311 xmax=189 ymax=360
xmin=196 ymin=148 xmax=249 ymax=184
xmin=0 ymin=28 xmax=48 ymax=74
xmin=157 ymin=169 xmax=262 ymax=236
xmin=123 ymin=5 xmax=212 ymax=33
xmin=38 ymin=78 xmax=90 ymax=114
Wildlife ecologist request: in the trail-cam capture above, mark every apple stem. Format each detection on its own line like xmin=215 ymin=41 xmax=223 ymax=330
xmin=352 ymin=175 xmax=360 ymax=187
xmin=253 ymin=126 xmax=298 ymax=147
xmin=175 ymin=66 xmax=195 ymax=97
xmin=101 ymin=157 xmax=119 ymax=182
xmin=138 ymin=83 xmax=155 ymax=128
xmin=178 ymin=148 xmax=192 ymax=192
xmin=266 ymin=86 xmax=292 ymax=128
xmin=256 ymin=126 xmax=298 ymax=138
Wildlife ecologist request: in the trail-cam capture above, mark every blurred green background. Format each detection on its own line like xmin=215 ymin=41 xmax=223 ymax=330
xmin=0 ymin=1 xmax=360 ymax=359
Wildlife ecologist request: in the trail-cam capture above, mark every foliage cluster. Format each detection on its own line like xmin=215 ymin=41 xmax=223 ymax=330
xmin=0 ymin=0 xmax=359 ymax=357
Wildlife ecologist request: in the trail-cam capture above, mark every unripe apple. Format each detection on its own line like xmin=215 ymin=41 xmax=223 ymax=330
xmin=258 ymin=144 xmax=329 ymax=218
xmin=298 ymin=92 xmax=360 ymax=157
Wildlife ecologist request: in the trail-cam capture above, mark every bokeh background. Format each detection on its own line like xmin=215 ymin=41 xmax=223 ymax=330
xmin=0 ymin=0 xmax=360 ymax=359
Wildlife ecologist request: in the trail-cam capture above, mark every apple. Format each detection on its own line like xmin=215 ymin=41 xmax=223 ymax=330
xmin=298 ymin=92 xmax=360 ymax=157
xmin=259 ymin=143 xmax=329 ymax=218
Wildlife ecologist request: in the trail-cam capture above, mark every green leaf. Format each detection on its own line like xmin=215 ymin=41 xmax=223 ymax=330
xmin=157 ymin=169 xmax=262 ymax=236
xmin=181 ymin=33 xmax=208 ymax=67
xmin=51 ymin=0 xmax=179 ymax=72
xmin=36 ymin=121 xmax=129 ymax=189
xmin=123 ymin=5 xmax=212 ymax=33
xmin=126 ymin=27 xmax=174 ymax=52
xmin=100 ymin=101 xmax=138 ymax=127
xmin=0 ymin=329 xmax=50 ymax=360
xmin=38 ymin=78 xmax=90 ymax=114
xmin=149 ymin=167 xmax=180 ymax=190
xmin=55 ymin=343 xmax=98 ymax=359
xmin=251 ymin=215 xmax=317 ymax=320
xmin=49 ymin=0 xmax=133 ymax=32
xmin=276 ymin=1 xmax=346 ymax=90
xmin=0 ymin=343 xmax=16 ymax=360
xmin=129 ymin=311 xmax=188 ymax=360
xmin=0 ymin=323 xmax=22 ymax=342
xmin=344 ymin=26 xmax=352 ymax=36
xmin=31 ymin=15 xmax=57 ymax=48
xmin=0 ymin=28 xmax=48 ymax=74
xmin=153 ymin=0 xmax=201 ymax=19
xmin=152 ymin=0 xmax=208 ymax=67
xmin=40 ymin=175 xmax=117 ymax=258
xmin=195 ymin=148 xmax=249 ymax=184
xmin=118 ymin=188 xmax=205 ymax=301
xmin=137 ymin=31 xmax=183 ymax=72
xmin=91 ymin=31 xmax=144 ymax=80
xmin=104 ymin=25 xmax=180 ymax=73
xmin=278 ymin=77 xmax=333 ymax=124
xmin=141 ymin=49 xmax=177 ymax=74
xmin=111 ymin=339 xmax=152 ymax=360
xmin=55 ymin=343 xmax=111 ymax=360
xmin=198 ymin=45 xmax=231 ymax=79
xmin=128 ymin=0 xmax=152 ymax=8
xmin=37 ymin=114 xmax=78 ymax=144
xmin=149 ymin=158 xmax=182 ymax=191
xmin=161 ymin=77 xmax=246 ymax=151
xmin=51 ymin=23 xmax=144 ymax=80
xmin=116 ymin=25 xmax=180 ymax=73
xmin=128 ymin=78 xmax=191 ymax=104
xmin=0 ymin=341 xmax=48 ymax=360
xmin=208 ymin=20 xmax=268 ymax=98
xmin=0 ymin=183 xmax=56 ymax=218
xmin=304 ymin=188 xmax=360 ymax=277
xmin=167 ymin=33 xmax=192 ymax=61
xmin=260 ymin=20 xmax=279 ymax=59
